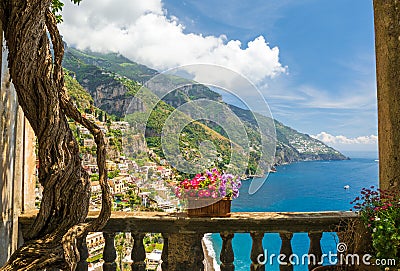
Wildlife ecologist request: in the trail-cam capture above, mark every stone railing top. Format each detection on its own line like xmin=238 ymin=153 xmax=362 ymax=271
xmin=19 ymin=211 xmax=357 ymax=235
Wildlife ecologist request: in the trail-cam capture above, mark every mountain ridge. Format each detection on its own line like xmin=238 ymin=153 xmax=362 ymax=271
xmin=63 ymin=46 xmax=348 ymax=173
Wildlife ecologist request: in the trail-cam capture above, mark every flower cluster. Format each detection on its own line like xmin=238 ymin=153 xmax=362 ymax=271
xmin=351 ymin=186 xmax=400 ymax=263
xmin=175 ymin=168 xmax=241 ymax=199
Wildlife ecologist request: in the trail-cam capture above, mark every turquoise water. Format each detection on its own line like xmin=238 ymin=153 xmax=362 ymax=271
xmin=210 ymin=152 xmax=379 ymax=271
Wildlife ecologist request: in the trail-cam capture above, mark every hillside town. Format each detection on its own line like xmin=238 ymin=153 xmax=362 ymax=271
xmin=288 ymin=134 xmax=341 ymax=155
xmin=35 ymin=113 xmax=178 ymax=271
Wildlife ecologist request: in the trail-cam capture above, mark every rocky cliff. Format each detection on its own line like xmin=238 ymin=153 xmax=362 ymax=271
xmin=63 ymin=46 xmax=348 ymax=169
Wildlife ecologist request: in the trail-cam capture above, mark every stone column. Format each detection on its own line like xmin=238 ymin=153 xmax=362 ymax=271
xmin=11 ymin=106 xmax=24 ymax=251
xmin=22 ymin=119 xmax=36 ymax=212
xmin=0 ymin=26 xmax=23 ymax=265
xmin=103 ymin=232 xmax=117 ymax=271
xmin=167 ymin=232 xmax=204 ymax=271
xmin=0 ymin=22 xmax=36 ymax=266
xmin=220 ymin=232 xmax=234 ymax=271
xmin=374 ymin=1 xmax=400 ymax=191
xmin=131 ymin=232 xmax=146 ymax=271
xmin=250 ymin=232 xmax=265 ymax=271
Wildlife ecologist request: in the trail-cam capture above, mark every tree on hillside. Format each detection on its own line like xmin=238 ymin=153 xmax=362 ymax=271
xmin=0 ymin=0 xmax=112 ymax=270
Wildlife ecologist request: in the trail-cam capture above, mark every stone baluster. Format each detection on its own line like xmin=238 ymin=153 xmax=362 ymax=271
xmin=193 ymin=234 xmax=205 ymax=271
xmin=103 ymin=232 xmax=117 ymax=271
xmin=76 ymin=233 xmax=89 ymax=271
xmin=167 ymin=233 xmax=204 ymax=271
xmin=220 ymin=232 xmax=234 ymax=271
xmin=250 ymin=232 xmax=265 ymax=271
xmin=161 ymin=233 xmax=169 ymax=271
xmin=131 ymin=232 xmax=146 ymax=271
xmin=308 ymin=232 xmax=323 ymax=270
xmin=279 ymin=232 xmax=293 ymax=271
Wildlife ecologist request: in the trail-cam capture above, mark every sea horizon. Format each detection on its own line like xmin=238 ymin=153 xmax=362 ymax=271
xmin=207 ymin=151 xmax=379 ymax=271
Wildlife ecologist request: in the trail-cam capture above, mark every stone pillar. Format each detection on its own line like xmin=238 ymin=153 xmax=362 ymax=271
xmin=167 ymin=232 xmax=204 ymax=271
xmin=11 ymin=106 xmax=24 ymax=251
xmin=250 ymin=232 xmax=265 ymax=271
xmin=279 ymin=232 xmax=293 ymax=271
xmin=373 ymin=1 xmax=400 ymax=191
xmin=308 ymin=232 xmax=322 ymax=270
xmin=131 ymin=232 xmax=146 ymax=271
xmin=0 ymin=26 xmax=23 ymax=265
xmin=103 ymin=232 xmax=117 ymax=271
xmin=220 ymin=232 xmax=234 ymax=271
xmin=161 ymin=233 xmax=169 ymax=271
xmin=23 ymin=119 xmax=36 ymax=212
xmin=0 ymin=23 xmax=36 ymax=266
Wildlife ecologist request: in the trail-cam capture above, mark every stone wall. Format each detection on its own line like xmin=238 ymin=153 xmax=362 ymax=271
xmin=374 ymin=1 xmax=400 ymax=191
xmin=0 ymin=23 xmax=36 ymax=266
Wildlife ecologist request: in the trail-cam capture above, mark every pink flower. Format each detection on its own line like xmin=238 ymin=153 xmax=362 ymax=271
xmin=176 ymin=169 xmax=240 ymax=200
xmin=189 ymin=191 xmax=197 ymax=197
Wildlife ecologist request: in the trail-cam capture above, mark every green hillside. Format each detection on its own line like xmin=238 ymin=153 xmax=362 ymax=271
xmin=63 ymin=48 xmax=250 ymax=176
xmin=62 ymin=46 xmax=348 ymax=176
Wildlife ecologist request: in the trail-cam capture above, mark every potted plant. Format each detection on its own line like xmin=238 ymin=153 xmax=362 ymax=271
xmin=351 ymin=186 xmax=400 ymax=269
xmin=175 ymin=168 xmax=241 ymax=217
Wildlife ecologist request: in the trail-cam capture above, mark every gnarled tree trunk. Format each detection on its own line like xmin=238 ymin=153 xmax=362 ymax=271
xmin=0 ymin=0 xmax=112 ymax=270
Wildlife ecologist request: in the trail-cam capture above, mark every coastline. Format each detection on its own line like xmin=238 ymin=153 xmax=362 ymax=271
xmin=241 ymin=156 xmax=351 ymax=180
xmin=202 ymin=234 xmax=219 ymax=271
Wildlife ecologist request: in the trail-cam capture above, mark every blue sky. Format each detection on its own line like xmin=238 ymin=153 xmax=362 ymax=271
xmin=163 ymin=0 xmax=377 ymax=147
xmin=60 ymin=0 xmax=378 ymax=151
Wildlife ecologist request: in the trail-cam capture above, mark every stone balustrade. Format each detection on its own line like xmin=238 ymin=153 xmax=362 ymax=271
xmin=19 ymin=211 xmax=358 ymax=271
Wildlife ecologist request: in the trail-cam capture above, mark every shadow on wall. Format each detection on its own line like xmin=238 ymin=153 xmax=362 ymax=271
xmin=0 ymin=36 xmax=20 ymax=266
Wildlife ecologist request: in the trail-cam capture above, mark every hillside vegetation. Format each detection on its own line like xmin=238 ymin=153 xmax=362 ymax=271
xmin=63 ymin=46 xmax=348 ymax=176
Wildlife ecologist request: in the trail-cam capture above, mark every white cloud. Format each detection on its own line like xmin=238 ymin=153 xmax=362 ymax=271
xmin=297 ymin=84 xmax=377 ymax=110
xmin=312 ymin=132 xmax=378 ymax=145
xmin=59 ymin=0 xmax=285 ymax=84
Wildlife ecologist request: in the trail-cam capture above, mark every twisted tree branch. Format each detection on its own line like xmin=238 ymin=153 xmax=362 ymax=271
xmin=0 ymin=1 xmax=112 ymax=270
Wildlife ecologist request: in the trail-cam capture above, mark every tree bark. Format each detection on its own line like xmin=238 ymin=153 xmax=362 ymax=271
xmin=0 ymin=1 xmax=112 ymax=270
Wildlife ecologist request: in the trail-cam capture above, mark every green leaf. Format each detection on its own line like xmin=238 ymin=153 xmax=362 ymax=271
xmin=51 ymin=0 xmax=82 ymax=23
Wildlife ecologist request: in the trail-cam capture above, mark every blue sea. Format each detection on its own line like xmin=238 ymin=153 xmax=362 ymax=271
xmin=206 ymin=151 xmax=379 ymax=271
